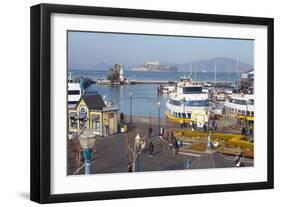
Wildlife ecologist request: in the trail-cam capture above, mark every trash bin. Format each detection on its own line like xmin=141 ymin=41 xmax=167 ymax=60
xmin=160 ymin=127 xmax=165 ymax=135
xmin=184 ymin=159 xmax=190 ymax=169
xmin=124 ymin=124 xmax=128 ymax=132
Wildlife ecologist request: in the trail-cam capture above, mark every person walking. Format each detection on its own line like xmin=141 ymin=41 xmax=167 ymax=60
xmin=148 ymin=126 xmax=153 ymax=138
xmin=235 ymin=155 xmax=241 ymax=167
xmin=148 ymin=141 xmax=154 ymax=158
xmin=172 ymin=138 xmax=177 ymax=156
xmin=128 ymin=162 xmax=133 ymax=172
xmin=241 ymin=127 xmax=246 ymax=135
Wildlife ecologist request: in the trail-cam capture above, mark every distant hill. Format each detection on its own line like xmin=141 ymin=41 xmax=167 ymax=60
xmin=176 ymin=57 xmax=253 ymax=73
xmin=69 ymin=62 xmax=112 ymax=70
xmin=71 ymin=57 xmax=253 ymax=72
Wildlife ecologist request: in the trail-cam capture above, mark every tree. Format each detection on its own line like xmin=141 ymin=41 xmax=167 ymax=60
xmin=68 ymin=132 xmax=82 ymax=174
xmin=125 ymin=131 xmax=143 ymax=172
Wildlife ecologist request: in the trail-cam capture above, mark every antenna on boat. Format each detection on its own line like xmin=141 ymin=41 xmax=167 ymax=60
xmin=190 ymin=63 xmax=192 ymax=78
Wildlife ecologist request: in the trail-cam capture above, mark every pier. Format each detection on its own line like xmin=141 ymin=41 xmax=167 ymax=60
xmin=91 ymin=78 xmax=233 ymax=86
xmin=94 ymin=79 xmax=177 ymax=85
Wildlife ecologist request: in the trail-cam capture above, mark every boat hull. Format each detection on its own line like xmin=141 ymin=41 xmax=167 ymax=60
xmin=165 ymin=111 xmax=192 ymax=123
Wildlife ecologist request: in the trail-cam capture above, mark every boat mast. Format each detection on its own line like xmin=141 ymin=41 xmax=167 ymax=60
xmin=189 ymin=63 xmax=192 ymax=78
xmin=214 ymin=59 xmax=217 ymax=90
xmin=194 ymin=64 xmax=197 ymax=83
xmin=227 ymin=63 xmax=230 ymax=86
xmin=236 ymin=58 xmax=239 ymax=91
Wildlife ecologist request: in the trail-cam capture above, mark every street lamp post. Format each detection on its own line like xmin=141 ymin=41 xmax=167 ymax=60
xmin=207 ymin=109 xmax=212 ymax=150
xmin=79 ymin=128 xmax=96 ymax=175
xmin=157 ymin=101 xmax=161 ymax=135
xmin=130 ymin=92 xmax=133 ymax=123
xmin=245 ymin=100 xmax=249 ymax=135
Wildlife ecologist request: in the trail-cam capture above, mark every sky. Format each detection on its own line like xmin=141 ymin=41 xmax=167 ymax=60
xmin=68 ymin=31 xmax=254 ymax=70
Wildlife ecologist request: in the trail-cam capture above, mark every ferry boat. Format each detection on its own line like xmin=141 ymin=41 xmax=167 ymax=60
xmin=166 ymin=77 xmax=211 ymax=127
xmin=224 ymin=94 xmax=254 ymax=121
xmin=68 ymin=73 xmax=82 ymax=108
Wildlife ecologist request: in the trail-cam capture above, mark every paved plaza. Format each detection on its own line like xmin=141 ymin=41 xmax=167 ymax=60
xmin=67 ymin=118 xmax=253 ymax=175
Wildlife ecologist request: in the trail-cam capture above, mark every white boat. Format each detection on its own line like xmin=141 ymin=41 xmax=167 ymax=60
xmin=224 ymin=88 xmax=233 ymax=94
xmin=68 ymin=73 xmax=82 ymax=108
xmin=162 ymin=84 xmax=176 ymax=94
xmin=166 ymin=77 xmax=211 ymax=127
xmin=224 ymin=94 xmax=254 ymax=120
xmin=214 ymin=92 xmax=226 ymax=101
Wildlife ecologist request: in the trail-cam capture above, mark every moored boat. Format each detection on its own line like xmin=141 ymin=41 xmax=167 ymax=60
xmin=166 ymin=77 xmax=211 ymax=127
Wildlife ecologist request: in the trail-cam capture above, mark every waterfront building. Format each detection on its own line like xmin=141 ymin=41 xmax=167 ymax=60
xmin=68 ymin=94 xmax=119 ymax=136
xmin=240 ymin=70 xmax=254 ymax=93
xmin=108 ymin=64 xmax=125 ymax=84
xmin=113 ymin=64 xmax=124 ymax=82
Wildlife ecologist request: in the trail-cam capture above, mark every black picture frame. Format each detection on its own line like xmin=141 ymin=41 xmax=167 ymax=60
xmin=30 ymin=3 xmax=274 ymax=204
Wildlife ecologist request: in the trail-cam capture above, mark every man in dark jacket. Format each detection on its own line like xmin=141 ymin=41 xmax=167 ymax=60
xmin=148 ymin=141 xmax=154 ymax=158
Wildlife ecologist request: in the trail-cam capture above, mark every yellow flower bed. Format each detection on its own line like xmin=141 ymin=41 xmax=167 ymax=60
xmin=174 ymin=130 xmax=253 ymax=151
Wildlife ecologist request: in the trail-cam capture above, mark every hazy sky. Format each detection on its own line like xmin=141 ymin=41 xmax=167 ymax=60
xmin=68 ymin=31 xmax=253 ymax=69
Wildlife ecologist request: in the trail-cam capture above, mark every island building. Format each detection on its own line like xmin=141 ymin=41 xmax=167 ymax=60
xmin=132 ymin=61 xmax=177 ymax=72
xmin=68 ymin=94 xmax=119 ymax=136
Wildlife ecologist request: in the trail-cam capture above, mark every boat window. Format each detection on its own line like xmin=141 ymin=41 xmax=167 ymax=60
xmin=185 ymin=100 xmax=209 ymax=106
xmin=187 ymin=113 xmax=191 ymax=119
xmin=182 ymin=87 xmax=203 ymax=94
xmin=177 ymin=113 xmax=181 ymax=118
xmin=182 ymin=113 xmax=186 ymax=118
xmin=68 ymin=90 xmax=80 ymax=95
xmin=169 ymin=99 xmax=181 ymax=106
xmin=230 ymin=98 xmax=247 ymax=105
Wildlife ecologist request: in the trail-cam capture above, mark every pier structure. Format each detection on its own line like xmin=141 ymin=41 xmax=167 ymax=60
xmin=92 ymin=78 xmax=233 ymax=86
